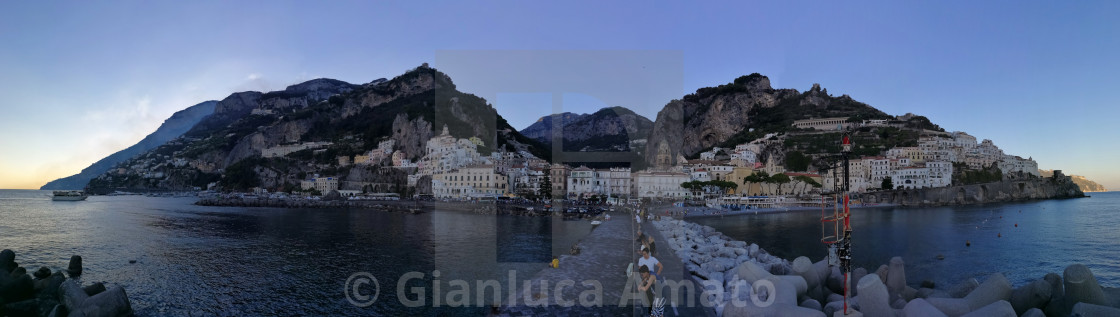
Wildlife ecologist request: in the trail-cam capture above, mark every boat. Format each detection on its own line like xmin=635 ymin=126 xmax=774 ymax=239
xmin=52 ymin=190 xmax=89 ymax=201
xmin=590 ymin=220 xmax=602 ymax=226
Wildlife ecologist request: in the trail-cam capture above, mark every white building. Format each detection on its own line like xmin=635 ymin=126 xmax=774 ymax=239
xmin=632 ymin=171 xmax=691 ymax=199
xmin=567 ymin=166 xmax=596 ymax=198
xmin=431 ymin=165 xmax=508 ymax=198
xmin=891 ymin=167 xmax=930 ymax=189
xmin=792 ymin=117 xmax=855 ymax=131
xmin=927 ymin=161 xmax=953 ymax=187
xmin=261 ymin=141 xmax=332 ymax=158
xmin=999 ymin=155 xmax=1040 ymax=177
xmin=300 ymin=176 xmax=339 ymax=193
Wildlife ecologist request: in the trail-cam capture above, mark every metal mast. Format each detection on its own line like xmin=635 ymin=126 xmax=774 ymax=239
xmin=821 ymin=134 xmax=854 ymax=315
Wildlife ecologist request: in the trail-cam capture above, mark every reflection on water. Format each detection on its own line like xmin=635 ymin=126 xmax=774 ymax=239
xmin=692 ymin=192 xmax=1120 ymax=289
xmin=0 ymin=190 xmax=592 ymax=316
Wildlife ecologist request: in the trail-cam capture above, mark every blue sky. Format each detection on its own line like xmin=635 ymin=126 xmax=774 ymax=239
xmin=1 ymin=1 xmax=1117 ymax=189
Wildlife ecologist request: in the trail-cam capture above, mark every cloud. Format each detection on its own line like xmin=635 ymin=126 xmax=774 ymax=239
xmin=247 ymin=73 xmax=262 ymax=81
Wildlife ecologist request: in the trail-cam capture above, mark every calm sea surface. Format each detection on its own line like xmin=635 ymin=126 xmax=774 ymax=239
xmin=0 ymin=190 xmax=593 ymax=316
xmin=4 ymin=189 xmax=1117 ymax=315
xmin=691 ymin=191 xmax=1120 ymax=289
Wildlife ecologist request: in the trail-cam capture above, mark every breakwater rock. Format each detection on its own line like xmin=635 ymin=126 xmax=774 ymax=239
xmin=0 ymin=249 xmax=133 ymax=317
xmin=865 ymin=175 xmax=1084 ymax=207
xmin=651 ymin=218 xmax=1120 ymax=317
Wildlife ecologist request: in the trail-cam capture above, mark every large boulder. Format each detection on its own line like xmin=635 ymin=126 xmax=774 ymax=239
xmin=1021 ymin=308 xmax=1045 ymax=317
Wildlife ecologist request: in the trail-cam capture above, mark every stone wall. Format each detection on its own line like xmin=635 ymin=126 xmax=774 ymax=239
xmin=865 ymin=174 xmax=1084 ymax=206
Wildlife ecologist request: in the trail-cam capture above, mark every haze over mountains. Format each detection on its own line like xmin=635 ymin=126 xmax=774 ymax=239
xmin=40 ymin=64 xmax=1104 ymax=192
xmin=40 ymin=101 xmax=217 ymax=190
xmin=520 ymin=106 xmax=653 ymax=153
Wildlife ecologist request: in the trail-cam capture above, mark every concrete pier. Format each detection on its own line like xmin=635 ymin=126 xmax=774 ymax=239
xmin=500 ymin=211 xmax=713 ymax=316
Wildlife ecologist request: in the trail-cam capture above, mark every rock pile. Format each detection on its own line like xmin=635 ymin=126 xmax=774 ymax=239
xmin=651 ymin=218 xmax=1120 ymax=317
xmin=0 ymin=249 xmax=133 ymax=317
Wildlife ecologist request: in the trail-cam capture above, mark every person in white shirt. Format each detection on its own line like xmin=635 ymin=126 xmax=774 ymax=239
xmin=638 ymin=245 xmax=662 ymax=279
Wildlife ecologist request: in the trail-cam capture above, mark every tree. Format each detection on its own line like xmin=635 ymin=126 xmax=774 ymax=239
xmin=793 ymin=175 xmax=820 ymax=194
xmin=539 ymin=175 xmax=552 ymax=201
xmin=743 ymin=171 xmax=769 ymax=196
xmin=770 ymin=173 xmax=791 ymax=195
xmin=785 ymin=151 xmax=811 ymax=172
xmin=881 ymin=176 xmax=893 ymax=190
xmin=681 ymin=181 xmax=703 ymax=198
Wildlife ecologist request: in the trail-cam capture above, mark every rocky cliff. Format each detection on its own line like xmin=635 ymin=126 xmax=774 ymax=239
xmin=1040 ymin=170 xmax=1107 ymax=192
xmin=41 ymin=100 xmax=217 ymax=190
xmin=866 ymin=172 xmax=1085 ymax=206
xmin=644 ymin=74 xmax=897 ymax=167
xmin=85 ymin=64 xmax=548 ymax=193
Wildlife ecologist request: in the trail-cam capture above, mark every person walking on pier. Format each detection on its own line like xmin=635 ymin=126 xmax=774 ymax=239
xmin=637 ymin=265 xmax=657 ymax=315
xmin=638 ymin=245 xmax=662 ymax=279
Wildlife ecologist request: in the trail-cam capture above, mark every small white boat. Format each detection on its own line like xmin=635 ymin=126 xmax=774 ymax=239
xmin=590 ymin=220 xmax=602 ymax=226
xmin=52 ymin=190 xmax=89 ymax=201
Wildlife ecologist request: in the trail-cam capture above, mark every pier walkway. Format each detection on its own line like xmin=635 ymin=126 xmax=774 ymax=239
xmin=499 ymin=211 xmax=714 ymax=316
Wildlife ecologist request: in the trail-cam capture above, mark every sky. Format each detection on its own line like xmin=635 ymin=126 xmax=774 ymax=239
xmin=1 ymin=1 xmax=1118 ymax=190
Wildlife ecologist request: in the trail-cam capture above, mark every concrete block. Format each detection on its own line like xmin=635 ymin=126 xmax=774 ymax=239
xmin=925 ymin=297 xmax=970 ymax=317
xmin=1020 ymin=307 xmax=1045 ymax=317
xmin=59 ymin=280 xmax=89 ymax=311
xmin=794 ymin=256 xmax=824 ymax=301
xmin=856 ymin=274 xmax=894 ymax=317
xmin=801 ymin=298 xmax=823 ymax=311
xmin=737 ymin=261 xmax=772 ymax=284
xmin=960 ymin=300 xmax=1014 ymax=317
xmin=963 ymin=273 xmax=1011 ymax=311
xmin=948 ymin=278 xmax=980 ymax=298
xmin=886 ymin=257 xmax=907 ymax=299
xmin=903 ymin=298 xmax=947 ymax=317
xmin=1063 ymin=264 xmax=1107 ymax=306
xmin=776 ymin=275 xmax=809 ymax=298
xmin=876 ymin=265 xmax=889 ymax=285
xmin=1009 ymin=279 xmax=1051 ymax=315
xmin=69 ymin=285 xmax=133 ymax=317
xmin=1071 ymin=302 xmax=1120 ymax=316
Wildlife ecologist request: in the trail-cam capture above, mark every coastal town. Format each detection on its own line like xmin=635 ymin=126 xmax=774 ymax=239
xmin=97 ymin=112 xmax=1046 ymax=209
